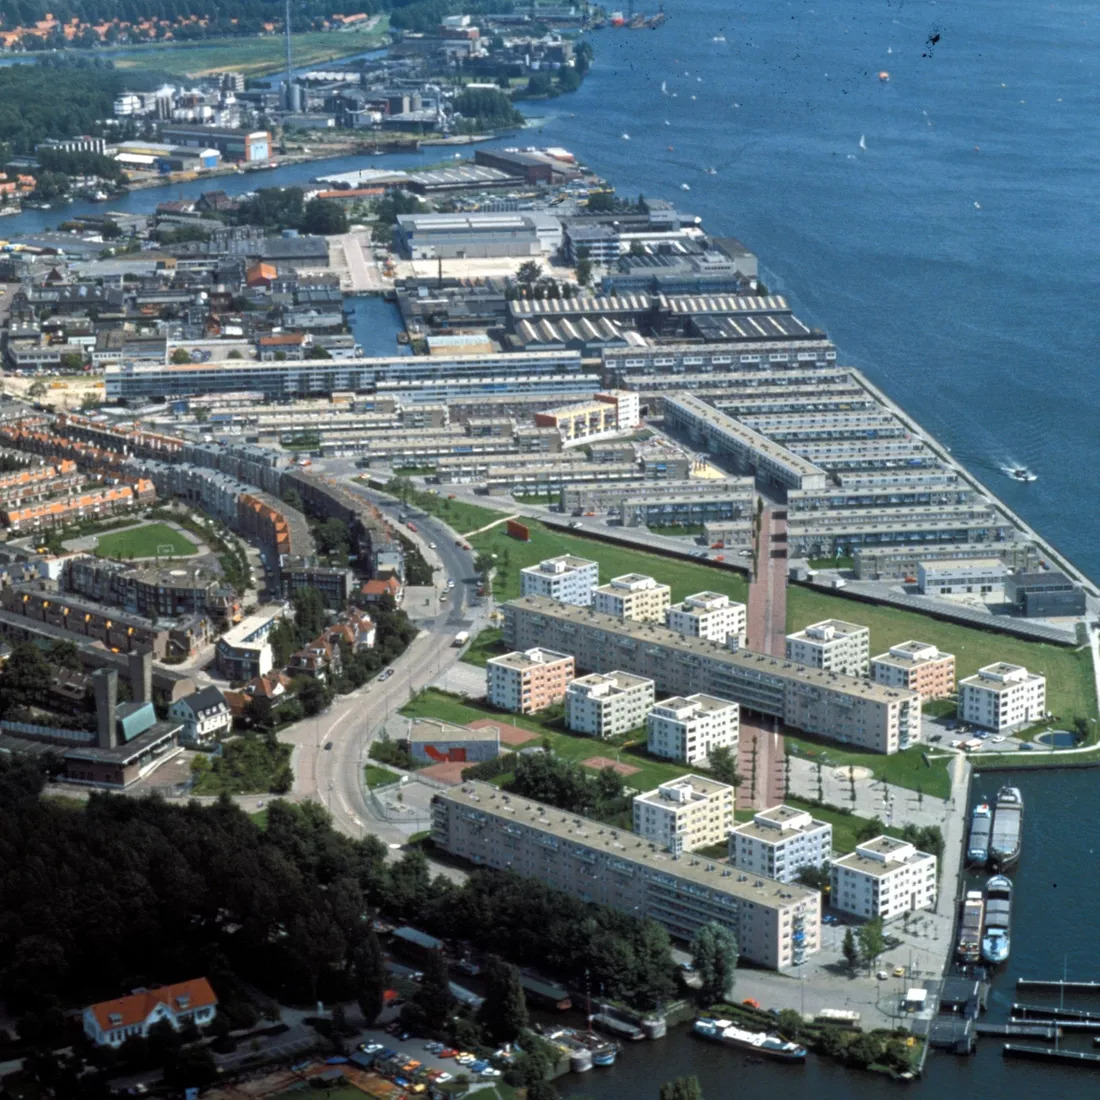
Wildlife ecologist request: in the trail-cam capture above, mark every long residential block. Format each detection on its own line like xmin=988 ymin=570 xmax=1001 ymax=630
xmin=431 ymin=781 xmax=820 ymax=970
xmin=503 ymin=596 xmax=922 ymax=754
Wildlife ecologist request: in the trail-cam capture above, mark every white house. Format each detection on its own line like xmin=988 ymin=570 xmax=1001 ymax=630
xmin=830 ymin=836 xmax=937 ymax=922
xmin=83 ymin=978 xmax=219 ymax=1047
xmin=167 ymin=686 xmax=233 ymax=747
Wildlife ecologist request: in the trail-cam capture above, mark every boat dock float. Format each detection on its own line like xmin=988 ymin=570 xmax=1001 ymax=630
xmin=1012 ymin=1003 xmax=1100 ymax=1021
xmin=975 ymin=1023 xmax=1059 ymax=1039
xmin=1003 ymin=1044 xmax=1100 ymax=1065
xmin=1017 ymin=979 xmax=1100 ymax=994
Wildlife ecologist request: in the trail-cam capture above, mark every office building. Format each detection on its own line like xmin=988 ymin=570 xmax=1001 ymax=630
xmin=958 ymin=662 xmax=1046 ymax=731
xmin=1004 ymin=570 xmax=1086 ymax=618
xmin=647 ymin=694 xmax=739 ymax=765
xmin=870 ymin=641 xmax=956 ymax=701
xmin=503 ymin=597 xmax=922 ymax=754
xmin=519 ymin=554 xmax=599 ymax=606
xmin=565 ymin=670 xmax=655 ymax=738
xmin=632 ymin=775 xmax=736 ymax=855
xmin=593 ymin=573 xmax=671 ymax=623
xmin=785 ymin=619 xmax=870 ymax=678
xmin=486 ymin=648 xmax=575 ymax=714
xmin=666 ymin=591 xmax=747 ymax=647
xmin=917 ymin=558 xmax=1008 ymax=599
xmin=431 ymin=782 xmax=820 ymax=970
xmin=830 ymin=836 xmax=938 ymax=922
xmin=729 ymin=805 xmax=833 ymax=885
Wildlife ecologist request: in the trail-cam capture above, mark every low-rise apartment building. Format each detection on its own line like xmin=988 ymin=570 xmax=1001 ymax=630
xmin=666 ymin=591 xmax=747 ymax=647
xmin=486 ymin=648 xmax=575 ymax=714
xmin=830 ymin=835 xmax=938 ymax=922
xmin=565 ymin=670 xmax=655 ymax=738
xmin=632 ymin=775 xmax=735 ymax=855
xmin=646 ymin=694 xmax=739 ymax=765
xmin=870 ymin=641 xmax=956 ymax=700
xmin=958 ymin=662 xmax=1046 ymax=731
xmin=504 ymin=597 xmax=921 ymax=754
xmin=785 ymin=618 xmax=870 ymax=677
xmin=593 ymin=573 xmax=671 ymax=623
xmin=519 ymin=554 xmax=599 ymax=606
xmin=214 ymin=609 xmax=282 ymax=680
xmin=431 ymin=782 xmax=820 ymax=970
xmin=729 ymin=805 xmax=833 ymax=885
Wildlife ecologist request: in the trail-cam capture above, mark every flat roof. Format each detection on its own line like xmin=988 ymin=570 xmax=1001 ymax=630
xmin=407 ymin=718 xmax=500 ymax=743
xmin=634 ymin=773 xmax=733 ymax=806
xmin=440 ymin=781 xmax=818 ymax=911
xmin=732 ymin=806 xmax=830 ymax=844
xmin=506 ymin=596 xmax=919 ymax=706
xmin=488 ymin=648 xmax=573 ymax=671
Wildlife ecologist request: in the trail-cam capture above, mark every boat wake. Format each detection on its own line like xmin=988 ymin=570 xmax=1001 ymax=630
xmin=1000 ymin=461 xmax=1037 ymax=483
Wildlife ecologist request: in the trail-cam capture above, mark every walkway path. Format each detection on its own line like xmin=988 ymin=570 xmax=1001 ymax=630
xmin=461 ymin=513 xmax=519 ymax=538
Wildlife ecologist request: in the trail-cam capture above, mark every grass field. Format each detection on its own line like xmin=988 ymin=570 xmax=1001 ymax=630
xmin=401 ymin=688 xmax=692 ymax=792
xmin=424 ymin=498 xmax=511 ymax=536
xmin=95 ymin=522 xmax=197 ymax=559
xmin=471 ymin=520 xmax=750 ymax=605
xmin=104 ymin=22 xmax=388 ymax=77
xmin=787 ymin=586 xmax=1098 ymax=733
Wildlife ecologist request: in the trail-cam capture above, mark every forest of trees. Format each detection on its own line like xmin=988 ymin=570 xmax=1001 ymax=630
xmin=0 ymin=758 xmax=677 ymax=1053
xmin=451 ymin=86 xmax=523 ymax=133
xmin=232 ymin=187 xmax=349 ymax=235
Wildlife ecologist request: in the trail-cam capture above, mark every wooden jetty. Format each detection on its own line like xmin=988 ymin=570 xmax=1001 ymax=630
xmin=975 ymin=1022 xmax=1058 ymax=1039
xmin=1017 ymin=978 xmax=1100 ymax=994
xmin=1012 ymin=1002 xmax=1100 ymax=1021
xmin=1003 ymin=1043 xmax=1100 ymax=1065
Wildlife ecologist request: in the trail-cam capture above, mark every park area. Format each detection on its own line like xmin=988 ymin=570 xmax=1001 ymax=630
xmin=94 ymin=522 xmax=197 ymax=560
xmin=401 ymin=687 xmax=692 ymax=794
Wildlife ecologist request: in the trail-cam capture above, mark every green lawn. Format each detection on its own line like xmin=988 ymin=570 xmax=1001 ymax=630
xmin=787 ymin=586 xmax=1098 ymax=734
xmin=426 ymin=498 xmax=511 ymax=536
xmin=648 ymin=523 xmax=705 ymax=537
xmin=401 ymin=688 xmax=692 ymax=793
xmin=95 ymin=521 xmax=197 ymax=559
xmin=471 ymin=520 xmax=749 ymax=605
xmin=365 ymin=765 xmax=401 ymax=789
xmin=460 ymin=626 xmax=506 ymax=668
xmin=104 ymin=22 xmax=389 ymax=77
xmin=785 ymin=736 xmax=952 ymax=800
xmin=249 ymin=809 xmax=269 ymax=829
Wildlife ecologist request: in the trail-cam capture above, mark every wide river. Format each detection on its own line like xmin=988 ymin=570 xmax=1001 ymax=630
xmin=6 ymin=6 xmax=1100 ymax=1090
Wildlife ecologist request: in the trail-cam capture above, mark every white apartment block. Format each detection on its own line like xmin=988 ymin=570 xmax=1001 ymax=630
xmin=647 ymin=693 xmax=739 ymax=765
xmin=786 ymin=618 xmax=870 ymax=677
xmin=519 ymin=554 xmax=599 ymax=606
xmin=593 ymin=573 xmax=671 ymax=622
xmin=432 ymin=781 xmax=821 ymax=970
xmin=565 ymin=670 xmax=655 ymax=738
xmin=486 ymin=647 xmax=575 ymax=714
xmin=958 ymin=662 xmax=1046 ymax=731
xmin=633 ymin=775 xmax=736 ymax=855
xmin=830 ymin=835 xmax=938 ymax=922
xmin=729 ymin=805 xmax=833 ymax=885
xmin=666 ymin=590 xmax=747 ymax=647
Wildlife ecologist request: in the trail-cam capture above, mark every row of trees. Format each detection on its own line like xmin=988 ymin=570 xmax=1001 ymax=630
xmin=508 ymin=750 xmax=632 ymax=824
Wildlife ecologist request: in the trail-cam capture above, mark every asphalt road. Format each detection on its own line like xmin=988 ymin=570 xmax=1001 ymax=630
xmin=283 ymin=478 xmax=491 ymax=854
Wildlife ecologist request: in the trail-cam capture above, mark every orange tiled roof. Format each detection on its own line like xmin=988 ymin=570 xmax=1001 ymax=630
xmin=89 ymin=978 xmax=217 ymax=1032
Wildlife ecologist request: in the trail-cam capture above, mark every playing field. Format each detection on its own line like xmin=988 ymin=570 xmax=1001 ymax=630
xmin=95 ymin=522 xmax=197 ymax=560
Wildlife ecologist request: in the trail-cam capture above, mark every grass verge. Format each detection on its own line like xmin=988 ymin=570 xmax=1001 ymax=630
xmin=365 ymin=765 xmax=401 ymax=789
xmin=471 ymin=519 xmax=749 ymax=605
xmin=459 ymin=627 xmax=505 ymax=668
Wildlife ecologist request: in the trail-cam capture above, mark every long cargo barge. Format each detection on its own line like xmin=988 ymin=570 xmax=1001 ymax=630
xmin=989 ymin=786 xmax=1023 ymax=870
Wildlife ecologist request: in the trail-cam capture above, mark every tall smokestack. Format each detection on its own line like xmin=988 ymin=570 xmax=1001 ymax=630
xmin=284 ymin=0 xmax=294 ymax=104
xmin=93 ymin=668 xmax=118 ymax=750
xmin=128 ymin=649 xmax=152 ymax=704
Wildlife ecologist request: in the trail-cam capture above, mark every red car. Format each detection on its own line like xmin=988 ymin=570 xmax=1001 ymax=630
xmin=438 ymin=1048 xmax=458 ymax=1059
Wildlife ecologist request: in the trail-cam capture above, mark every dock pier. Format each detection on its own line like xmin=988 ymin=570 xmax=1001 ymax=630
xmin=1017 ymin=978 xmax=1100 ymax=994
xmin=1003 ymin=1044 xmax=1100 ymax=1066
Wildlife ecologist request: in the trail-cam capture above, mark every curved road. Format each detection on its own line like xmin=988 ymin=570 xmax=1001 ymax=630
xmin=282 ymin=481 xmax=490 ymax=848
